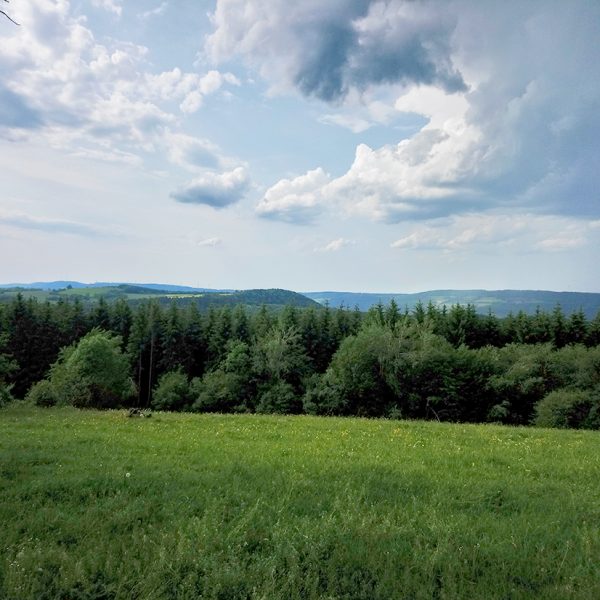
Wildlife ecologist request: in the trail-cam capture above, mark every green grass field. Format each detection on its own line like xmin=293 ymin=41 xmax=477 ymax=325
xmin=1 ymin=405 xmax=599 ymax=599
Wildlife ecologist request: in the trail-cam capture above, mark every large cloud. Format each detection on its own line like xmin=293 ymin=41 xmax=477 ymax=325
xmin=259 ymin=2 xmax=600 ymax=222
xmin=0 ymin=1 xmax=239 ymax=160
xmin=206 ymin=0 xmax=465 ymax=101
xmin=231 ymin=0 xmax=600 ymax=224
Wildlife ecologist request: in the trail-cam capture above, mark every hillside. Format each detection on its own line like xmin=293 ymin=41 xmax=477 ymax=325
xmin=3 ymin=282 xmax=600 ymax=316
xmin=1 ymin=405 xmax=599 ymax=599
xmin=305 ymin=289 xmax=600 ymax=318
xmin=0 ymin=284 xmax=319 ymax=311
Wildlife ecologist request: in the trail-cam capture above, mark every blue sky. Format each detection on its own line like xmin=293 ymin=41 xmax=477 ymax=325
xmin=1 ymin=0 xmax=599 ymax=292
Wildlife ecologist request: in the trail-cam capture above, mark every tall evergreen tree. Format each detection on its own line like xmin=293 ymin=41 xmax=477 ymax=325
xmin=127 ymin=303 xmax=150 ymax=405
xmin=91 ymin=297 xmax=111 ymax=330
xmin=253 ymin=305 xmax=273 ymax=340
xmin=111 ymin=298 xmax=133 ymax=348
xmin=531 ymin=307 xmax=553 ymax=344
xmin=446 ymin=304 xmax=467 ymax=347
xmin=587 ymin=310 xmax=600 ymax=347
xmin=232 ymin=304 xmax=251 ymax=343
xmin=567 ymin=308 xmax=588 ymax=345
xmin=386 ymin=299 xmax=401 ymax=329
xmin=300 ymin=307 xmax=320 ymax=369
xmin=160 ymin=301 xmax=185 ymax=373
xmin=5 ymin=294 xmax=38 ymax=397
xmin=182 ymin=302 xmax=206 ymax=377
xmin=551 ymin=304 xmax=568 ymax=348
xmin=412 ymin=300 xmax=426 ymax=325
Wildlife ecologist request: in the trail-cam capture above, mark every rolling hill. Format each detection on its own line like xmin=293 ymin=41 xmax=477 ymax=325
xmin=304 ymin=289 xmax=600 ymax=318
xmin=2 ymin=282 xmax=600 ymax=317
xmin=0 ymin=284 xmax=319 ymax=311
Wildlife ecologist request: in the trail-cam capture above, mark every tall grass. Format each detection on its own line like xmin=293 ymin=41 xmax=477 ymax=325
xmin=1 ymin=404 xmax=599 ymax=599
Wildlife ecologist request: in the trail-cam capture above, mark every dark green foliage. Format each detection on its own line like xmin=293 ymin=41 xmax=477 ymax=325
xmin=231 ymin=304 xmax=251 ymax=343
xmin=192 ymin=341 xmax=254 ymax=413
xmin=192 ymin=371 xmax=244 ymax=413
xmin=535 ymin=388 xmax=598 ymax=429
xmin=0 ymin=334 xmax=16 ymax=407
xmin=254 ymin=327 xmax=309 ymax=390
xmin=567 ymin=309 xmax=588 ymax=345
xmin=25 ymin=379 xmax=58 ymax=407
xmin=44 ymin=330 xmax=133 ymax=409
xmin=256 ymin=380 xmax=299 ymax=414
xmin=588 ymin=310 xmax=600 ymax=346
xmin=91 ymin=297 xmax=111 ymax=330
xmin=160 ymin=302 xmax=186 ymax=373
xmin=311 ymin=325 xmax=398 ymax=417
xmin=2 ymin=291 xmax=600 ymax=427
xmin=110 ymin=298 xmax=132 ymax=347
xmin=551 ymin=304 xmax=568 ymax=347
xmin=181 ymin=302 xmax=206 ymax=377
xmin=152 ymin=370 xmax=193 ymax=411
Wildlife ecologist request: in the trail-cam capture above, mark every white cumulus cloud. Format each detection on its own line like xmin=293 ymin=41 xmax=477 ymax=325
xmin=248 ymin=0 xmax=600 ymax=227
xmin=256 ymin=168 xmax=330 ymax=224
xmin=170 ymin=167 xmax=250 ymax=208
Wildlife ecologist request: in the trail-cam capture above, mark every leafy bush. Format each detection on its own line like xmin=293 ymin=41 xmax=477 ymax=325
xmin=26 ymin=380 xmax=58 ymax=407
xmin=0 ymin=384 xmax=12 ymax=408
xmin=256 ymin=380 xmax=300 ymax=414
xmin=192 ymin=370 xmax=244 ymax=413
xmin=191 ymin=342 xmax=255 ymax=413
xmin=152 ymin=371 xmax=192 ymax=411
xmin=535 ymin=389 xmax=594 ymax=429
xmin=41 ymin=329 xmax=134 ymax=409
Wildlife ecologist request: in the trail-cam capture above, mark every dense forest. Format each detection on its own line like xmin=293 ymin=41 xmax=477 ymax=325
xmin=1 ymin=294 xmax=599 ymax=429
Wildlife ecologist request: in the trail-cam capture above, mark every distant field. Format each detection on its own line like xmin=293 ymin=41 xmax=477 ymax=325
xmin=1 ymin=406 xmax=599 ymax=599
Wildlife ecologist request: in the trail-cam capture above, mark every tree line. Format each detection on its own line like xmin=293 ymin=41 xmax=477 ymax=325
xmin=1 ymin=294 xmax=599 ymax=429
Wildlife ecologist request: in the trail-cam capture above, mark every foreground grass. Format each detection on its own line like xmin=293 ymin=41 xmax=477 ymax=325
xmin=1 ymin=405 xmax=599 ymax=599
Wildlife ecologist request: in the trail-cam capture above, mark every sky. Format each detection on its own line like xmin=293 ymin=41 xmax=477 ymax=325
xmin=1 ymin=0 xmax=599 ymax=293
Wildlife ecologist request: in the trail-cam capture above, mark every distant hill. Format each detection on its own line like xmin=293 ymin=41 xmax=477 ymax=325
xmin=2 ymin=282 xmax=599 ymax=317
xmin=0 ymin=281 xmax=232 ymax=292
xmin=304 ymin=289 xmax=600 ymax=318
xmin=0 ymin=283 xmax=319 ymax=311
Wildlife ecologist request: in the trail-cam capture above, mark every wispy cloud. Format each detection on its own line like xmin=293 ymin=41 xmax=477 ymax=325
xmin=91 ymin=0 xmax=122 ymax=17
xmin=0 ymin=211 xmax=109 ymax=237
xmin=315 ymin=238 xmax=354 ymax=253
xmin=139 ymin=2 xmax=168 ymax=20
xmin=196 ymin=237 xmax=222 ymax=247
xmin=390 ymin=214 xmax=593 ymax=254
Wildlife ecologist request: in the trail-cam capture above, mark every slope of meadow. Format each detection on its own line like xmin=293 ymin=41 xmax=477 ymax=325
xmin=1 ymin=405 xmax=599 ymax=599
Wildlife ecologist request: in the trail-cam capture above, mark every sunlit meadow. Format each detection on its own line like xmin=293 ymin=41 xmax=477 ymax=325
xmin=1 ymin=404 xmax=599 ymax=599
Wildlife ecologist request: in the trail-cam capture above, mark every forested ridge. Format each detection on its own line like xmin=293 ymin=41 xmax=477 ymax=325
xmin=1 ymin=294 xmax=599 ymax=429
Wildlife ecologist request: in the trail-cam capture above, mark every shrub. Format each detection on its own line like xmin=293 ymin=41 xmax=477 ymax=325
xmin=302 ymin=374 xmax=346 ymax=416
xmin=26 ymin=380 xmax=58 ymax=407
xmin=256 ymin=380 xmax=300 ymax=414
xmin=0 ymin=384 xmax=12 ymax=408
xmin=535 ymin=389 xmax=593 ymax=429
xmin=191 ymin=370 xmax=243 ymax=413
xmin=152 ymin=371 xmax=192 ymax=411
xmin=49 ymin=330 xmax=134 ymax=409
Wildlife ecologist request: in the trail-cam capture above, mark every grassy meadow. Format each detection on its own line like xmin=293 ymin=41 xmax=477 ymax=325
xmin=1 ymin=405 xmax=599 ymax=599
